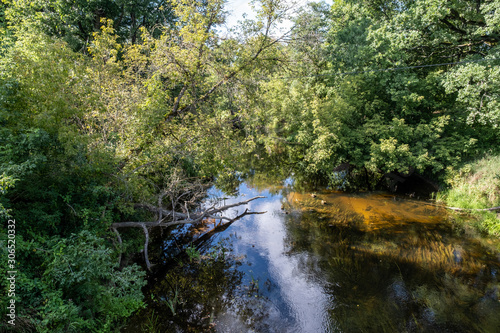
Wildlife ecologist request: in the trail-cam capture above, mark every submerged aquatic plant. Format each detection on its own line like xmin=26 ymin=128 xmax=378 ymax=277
xmin=165 ymin=287 xmax=179 ymax=316
xmin=186 ymin=244 xmax=201 ymax=263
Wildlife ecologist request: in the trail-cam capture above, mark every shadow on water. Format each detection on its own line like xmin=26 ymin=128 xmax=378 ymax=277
xmin=122 ymin=232 xmax=272 ymax=332
xmin=123 ymin=173 xmax=500 ymax=333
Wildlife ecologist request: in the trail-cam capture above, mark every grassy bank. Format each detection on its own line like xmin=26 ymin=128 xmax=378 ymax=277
xmin=437 ymin=155 xmax=500 ymax=236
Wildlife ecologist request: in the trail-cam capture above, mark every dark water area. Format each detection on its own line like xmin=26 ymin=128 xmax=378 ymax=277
xmin=123 ymin=177 xmax=500 ymax=333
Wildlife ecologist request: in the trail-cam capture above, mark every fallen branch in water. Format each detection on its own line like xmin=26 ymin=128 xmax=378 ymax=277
xmin=445 ymin=206 xmax=500 ymax=212
xmin=112 ymin=196 xmax=265 ymax=229
xmin=111 ymin=195 xmax=266 ymax=271
xmin=418 ymin=201 xmax=500 ymax=213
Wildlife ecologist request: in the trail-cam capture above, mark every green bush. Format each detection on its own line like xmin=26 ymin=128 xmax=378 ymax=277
xmin=37 ymin=230 xmax=146 ymax=332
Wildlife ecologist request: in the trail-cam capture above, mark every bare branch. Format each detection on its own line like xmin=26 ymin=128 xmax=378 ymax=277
xmin=170 ymin=26 xmax=294 ymax=120
xmin=113 ymin=196 xmax=266 ymax=229
xmin=172 ymin=85 xmax=187 ymax=116
xmin=141 ymin=224 xmax=152 ymax=271
xmin=133 ymin=195 xmax=266 ymax=223
xmin=202 ymin=195 xmax=266 ymax=216
xmin=446 ymin=206 xmax=500 ymax=212
xmin=111 ymin=227 xmax=123 ymax=267
xmin=112 ymin=199 xmax=266 ymax=273
xmin=113 ymin=173 xmax=266 ymax=272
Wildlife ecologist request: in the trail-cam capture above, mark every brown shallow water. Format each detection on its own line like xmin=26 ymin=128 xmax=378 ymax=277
xmin=123 ymin=180 xmax=500 ymax=332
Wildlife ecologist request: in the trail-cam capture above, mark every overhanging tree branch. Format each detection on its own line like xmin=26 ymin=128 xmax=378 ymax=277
xmin=112 ymin=196 xmax=266 ymax=271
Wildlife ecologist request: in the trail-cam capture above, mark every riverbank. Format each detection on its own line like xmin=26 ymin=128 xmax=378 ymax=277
xmin=436 ymin=154 xmax=500 ymax=236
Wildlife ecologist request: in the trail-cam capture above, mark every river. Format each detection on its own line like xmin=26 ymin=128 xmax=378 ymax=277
xmin=123 ymin=176 xmax=500 ymax=332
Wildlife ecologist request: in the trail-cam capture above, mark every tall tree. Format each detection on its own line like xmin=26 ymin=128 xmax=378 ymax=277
xmin=3 ymin=0 xmax=174 ymax=51
xmin=241 ymin=0 xmax=500 ymax=189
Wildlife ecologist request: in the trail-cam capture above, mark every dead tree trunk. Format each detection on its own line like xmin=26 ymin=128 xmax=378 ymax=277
xmin=111 ymin=196 xmax=266 ymax=271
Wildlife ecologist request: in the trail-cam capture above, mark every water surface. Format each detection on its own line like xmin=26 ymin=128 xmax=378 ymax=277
xmin=124 ymin=179 xmax=500 ymax=332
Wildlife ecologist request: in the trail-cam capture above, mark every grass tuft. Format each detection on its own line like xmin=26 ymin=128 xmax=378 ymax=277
xmin=438 ymin=154 xmax=500 ymax=236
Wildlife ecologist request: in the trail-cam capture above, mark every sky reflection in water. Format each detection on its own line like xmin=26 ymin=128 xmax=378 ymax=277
xmin=215 ymin=183 xmax=334 ymax=332
xmin=209 ymin=180 xmax=500 ymax=332
xmin=124 ymin=179 xmax=500 ymax=333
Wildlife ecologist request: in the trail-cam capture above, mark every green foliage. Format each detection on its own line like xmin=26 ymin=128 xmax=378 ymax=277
xmin=440 ymin=154 xmax=500 ymax=207
xmin=3 ymin=0 xmax=174 ymax=50
xmin=438 ymin=154 xmax=500 ymax=235
xmin=241 ymin=0 xmax=499 ymax=191
xmin=0 ymin=125 xmax=120 ymax=236
xmin=142 ymin=310 xmax=161 ymax=333
xmin=0 ymin=1 xmax=296 ymax=331
xmin=0 ymin=13 xmax=148 ymax=332
xmin=443 ymin=54 xmax=500 ymax=129
xmin=37 ymin=231 xmax=146 ymax=332
xmin=1 ymin=0 xmax=499 ymax=329
xmin=185 ymin=243 xmax=201 ymax=263
xmin=0 ymin=172 xmax=15 ymax=218
xmin=0 ymin=231 xmax=146 ymax=333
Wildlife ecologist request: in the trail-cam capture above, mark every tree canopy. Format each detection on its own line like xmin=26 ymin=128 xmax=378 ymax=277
xmin=0 ymin=0 xmax=499 ymax=331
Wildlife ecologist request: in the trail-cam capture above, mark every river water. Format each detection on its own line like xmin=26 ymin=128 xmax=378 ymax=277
xmin=123 ymin=177 xmax=500 ymax=332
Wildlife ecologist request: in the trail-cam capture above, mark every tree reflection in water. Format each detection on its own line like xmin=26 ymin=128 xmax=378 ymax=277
xmin=284 ymin=191 xmax=500 ymax=332
xmin=124 ymin=235 xmax=272 ymax=332
xmin=124 ymin=172 xmax=500 ymax=333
